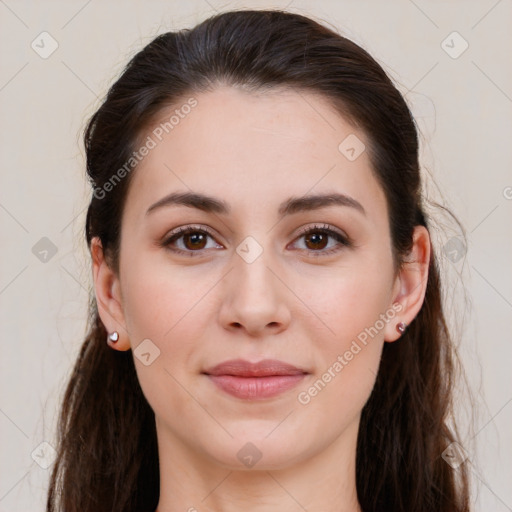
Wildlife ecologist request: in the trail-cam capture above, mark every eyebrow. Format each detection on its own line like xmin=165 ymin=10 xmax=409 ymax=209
xmin=145 ymin=191 xmax=366 ymax=217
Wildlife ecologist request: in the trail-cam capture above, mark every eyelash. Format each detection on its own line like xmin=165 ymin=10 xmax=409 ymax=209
xmin=160 ymin=223 xmax=352 ymax=258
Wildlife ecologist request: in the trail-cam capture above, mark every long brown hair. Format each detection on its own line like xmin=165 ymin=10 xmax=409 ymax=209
xmin=47 ymin=9 xmax=470 ymax=511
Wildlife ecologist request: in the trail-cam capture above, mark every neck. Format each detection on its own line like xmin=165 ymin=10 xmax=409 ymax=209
xmin=154 ymin=417 xmax=363 ymax=512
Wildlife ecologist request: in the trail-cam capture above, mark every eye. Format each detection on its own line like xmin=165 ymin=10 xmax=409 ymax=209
xmin=291 ymin=224 xmax=351 ymax=256
xmin=160 ymin=225 xmax=222 ymax=257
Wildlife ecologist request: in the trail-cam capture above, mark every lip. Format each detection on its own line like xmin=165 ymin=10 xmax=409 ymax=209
xmin=203 ymin=359 xmax=309 ymax=400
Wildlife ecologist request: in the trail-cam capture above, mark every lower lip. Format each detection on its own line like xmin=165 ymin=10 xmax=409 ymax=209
xmin=207 ymin=374 xmax=307 ymax=400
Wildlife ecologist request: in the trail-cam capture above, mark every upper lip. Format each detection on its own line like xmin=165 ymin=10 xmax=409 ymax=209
xmin=203 ymin=359 xmax=308 ymax=377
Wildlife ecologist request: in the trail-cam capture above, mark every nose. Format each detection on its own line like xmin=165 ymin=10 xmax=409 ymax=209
xmin=218 ymin=246 xmax=291 ymax=337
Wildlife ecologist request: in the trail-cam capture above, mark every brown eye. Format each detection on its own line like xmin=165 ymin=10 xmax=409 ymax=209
xmin=304 ymin=232 xmax=329 ymax=251
xmin=292 ymin=224 xmax=351 ymax=256
xmin=182 ymin=232 xmax=208 ymax=250
xmin=161 ymin=226 xmax=222 ymax=257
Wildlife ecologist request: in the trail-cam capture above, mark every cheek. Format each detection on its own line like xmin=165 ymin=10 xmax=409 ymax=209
xmin=295 ymin=272 xmax=389 ymax=406
xmin=120 ymin=248 xmax=215 ymax=340
xmin=122 ymin=267 xmax=208 ymax=422
xmin=305 ymin=261 xmax=393 ymax=339
xmin=296 ymin=261 xmax=392 ymax=402
xmin=119 ymin=251 xmax=218 ymax=402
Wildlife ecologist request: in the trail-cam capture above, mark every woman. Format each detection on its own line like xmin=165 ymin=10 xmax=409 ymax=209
xmin=46 ymin=8 xmax=470 ymax=512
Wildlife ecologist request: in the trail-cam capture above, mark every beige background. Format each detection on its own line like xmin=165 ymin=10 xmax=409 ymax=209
xmin=0 ymin=1 xmax=511 ymax=510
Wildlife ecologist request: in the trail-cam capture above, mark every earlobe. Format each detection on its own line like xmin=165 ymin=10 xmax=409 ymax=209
xmin=91 ymin=237 xmax=131 ymax=351
xmin=384 ymin=225 xmax=431 ymax=342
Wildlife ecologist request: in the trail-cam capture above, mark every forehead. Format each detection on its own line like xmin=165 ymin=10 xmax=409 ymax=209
xmin=124 ymin=85 xmax=388 ymax=224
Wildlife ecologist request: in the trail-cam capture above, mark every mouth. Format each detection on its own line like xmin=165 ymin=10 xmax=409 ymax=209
xmin=202 ymin=359 xmax=309 ymax=400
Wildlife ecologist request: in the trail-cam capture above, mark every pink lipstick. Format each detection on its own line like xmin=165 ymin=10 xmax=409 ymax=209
xmin=203 ymin=359 xmax=308 ymax=400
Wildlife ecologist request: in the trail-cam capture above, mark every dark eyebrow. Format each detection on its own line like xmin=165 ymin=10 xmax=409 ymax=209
xmin=278 ymin=192 xmax=366 ymax=217
xmin=145 ymin=191 xmax=366 ymax=217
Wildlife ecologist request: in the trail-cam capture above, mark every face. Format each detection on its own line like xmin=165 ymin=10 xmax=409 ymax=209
xmin=98 ymin=85 xmax=414 ymax=470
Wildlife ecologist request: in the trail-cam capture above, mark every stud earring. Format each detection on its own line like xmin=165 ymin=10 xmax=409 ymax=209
xmin=396 ymin=322 xmax=407 ymax=334
xmin=108 ymin=331 xmax=119 ymax=343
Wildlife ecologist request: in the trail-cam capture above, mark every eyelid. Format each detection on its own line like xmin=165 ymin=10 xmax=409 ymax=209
xmin=160 ymin=224 xmax=223 ymax=254
xmin=293 ymin=223 xmax=350 ymax=243
xmin=289 ymin=223 xmax=352 ymax=255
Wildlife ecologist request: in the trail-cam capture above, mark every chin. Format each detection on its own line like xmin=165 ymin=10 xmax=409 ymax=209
xmin=200 ymin=428 xmax=311 ymax=471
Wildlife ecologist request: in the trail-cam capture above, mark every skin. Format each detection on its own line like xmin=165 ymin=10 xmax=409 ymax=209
xmin=91 ymin=85 xmax=430 ymax=512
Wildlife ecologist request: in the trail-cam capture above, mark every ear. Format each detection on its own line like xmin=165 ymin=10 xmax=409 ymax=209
xmin=384 ymin=225 xmax=431 ymax=342
xmin=91 ymin=237 xmax=131 ymax=351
